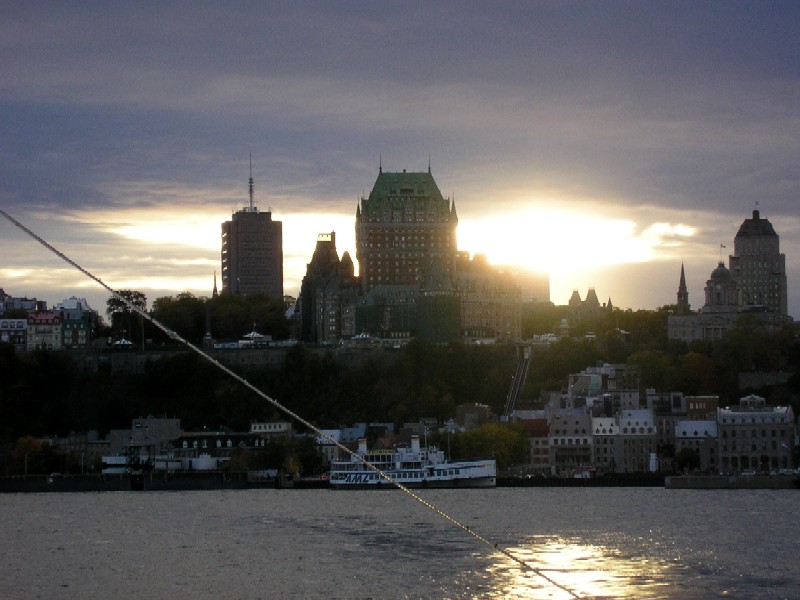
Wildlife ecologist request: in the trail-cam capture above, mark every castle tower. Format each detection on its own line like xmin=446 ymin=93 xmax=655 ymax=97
xmin=355 ymin=166 xmax=457 ymax=293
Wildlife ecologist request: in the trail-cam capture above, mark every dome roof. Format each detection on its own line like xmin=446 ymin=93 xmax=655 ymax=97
xmin=710 ymin=262 xmax=732 ymax=280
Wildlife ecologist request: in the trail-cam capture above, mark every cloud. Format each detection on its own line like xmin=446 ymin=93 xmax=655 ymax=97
xmin=1 ymin=3 xmax=799 ymax=317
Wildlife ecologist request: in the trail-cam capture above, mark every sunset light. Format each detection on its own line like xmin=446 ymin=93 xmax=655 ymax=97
xmin=457 ymin=207 xmax=696 ymax=276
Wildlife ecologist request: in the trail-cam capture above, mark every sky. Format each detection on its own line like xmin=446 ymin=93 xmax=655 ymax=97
xmin=2 ymin=2 xmax=799 ymax=320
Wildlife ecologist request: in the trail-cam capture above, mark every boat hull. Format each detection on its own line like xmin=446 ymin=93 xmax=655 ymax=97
xmin=330 ymin=475 xmax=496 ymax=490
xmin=329 ymin=436 xmax=497 ymax=489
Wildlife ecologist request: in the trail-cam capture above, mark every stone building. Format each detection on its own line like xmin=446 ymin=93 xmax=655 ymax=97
xmin=717 ymin=394 xmax=794 ymax=473
xmin=668 ymin=209 xmax=791 ymax=343
xmin=298 ymin=232 xmax=359 ymax=343
xmin=26 ymin=312 xmax=62 ymax=351
xmin=548 ymin=410 xmax=592 ymax=477
xmin=356 ymin=166 xmax=457 ymax=293
xmin=0 ymin=318 xmax=27 ymax=352
xmin=729 ymin=209 xmax=788 ymax=316
xmin=455 ymin=253 xmax=521 ymax=341
xmin=675 ymin=420 xmax=718 ymax=472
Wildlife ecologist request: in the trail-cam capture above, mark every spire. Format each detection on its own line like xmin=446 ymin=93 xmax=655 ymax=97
xmin=677 ymin=262 xmax=689 ymax=314
xmin=428 ymin=156 xmax=431 ymax=173
xmin=212 ymin=271 xmax=219 ymax=299
xmin=379 ymin=154 xmax=382 ymax=174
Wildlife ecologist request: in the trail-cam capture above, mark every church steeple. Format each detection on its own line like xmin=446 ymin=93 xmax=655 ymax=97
xmin=676 ymin=262 xmax=689 ymax=314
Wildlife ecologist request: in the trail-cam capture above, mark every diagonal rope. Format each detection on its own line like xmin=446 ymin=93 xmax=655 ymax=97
xmin=0 ymin=208 xmax=581 ymax=599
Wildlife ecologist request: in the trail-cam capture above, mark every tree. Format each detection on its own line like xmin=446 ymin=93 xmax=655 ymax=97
xmin=151 ymin=293 xmax=207 ymax=344
xmin=11 ymin=436 xmax=60 ymax=475
xmin=106 ymin=290 xmax=147 ymax=343
xmin=450 ymin=423 xmax=527 ymax=470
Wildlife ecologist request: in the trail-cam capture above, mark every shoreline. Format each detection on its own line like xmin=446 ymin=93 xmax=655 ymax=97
xmin=2 ymin=472 xmax=797 ymax=492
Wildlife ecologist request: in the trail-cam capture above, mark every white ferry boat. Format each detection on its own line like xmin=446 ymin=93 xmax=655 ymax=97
xmin=329 ymin=435 xmax=496 ymax=489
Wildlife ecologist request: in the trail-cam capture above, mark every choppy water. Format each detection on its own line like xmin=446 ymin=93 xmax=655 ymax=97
xmin=1 ymin=487 xmax=798 ymax=599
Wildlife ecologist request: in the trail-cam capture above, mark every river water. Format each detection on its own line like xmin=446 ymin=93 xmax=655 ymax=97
xmin=1 ymin=487 xmax=797 ymax=599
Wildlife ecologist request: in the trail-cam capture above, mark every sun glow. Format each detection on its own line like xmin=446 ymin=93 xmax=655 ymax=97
xmin=486 ymin=537 xmax=675 ymax=599
xmin=49 ymin=203 xmax=695 ymax=308
xmin=65 ymin=207 xmax=359 ymax=297
xmin=458 ymin=208 xmax=696 ymax=273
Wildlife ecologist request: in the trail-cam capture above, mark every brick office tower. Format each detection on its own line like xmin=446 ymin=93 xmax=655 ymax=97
xmin=221 ymin=163 xmax=283 ymax=299
xmin=356 ymin=166 xmax=458 ymax=293
xmin=729 ymin=208 xmax=788 ymax=316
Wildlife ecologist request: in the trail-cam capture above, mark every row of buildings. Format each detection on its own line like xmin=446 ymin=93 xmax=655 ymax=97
xmin=511 ymin=363 xmax=796 ymax=477
xmin=223 ymin=165 xmax=549 ymax=345
xmin=36 ymin=367 xmax=795 ymax=479
xmin=223 ymin=163 xmax=791 ymax=347
xmin=0 ymin=294 xmax=99 ymax=352
xmin=5 ymin=163 xmax=791 ymax=350
xmin=668 ymin=208 xmax=792 ymax=342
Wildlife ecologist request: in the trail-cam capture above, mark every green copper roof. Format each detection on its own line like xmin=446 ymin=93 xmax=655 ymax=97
xmin=358 ymin=169 xmax=455 ymax=221
xmin=367 ymin=170 xmax=445 ymax=203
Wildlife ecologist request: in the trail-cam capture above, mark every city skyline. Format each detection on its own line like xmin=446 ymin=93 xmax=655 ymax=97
xmin=1 ymin=3 xmax=799 ymax=317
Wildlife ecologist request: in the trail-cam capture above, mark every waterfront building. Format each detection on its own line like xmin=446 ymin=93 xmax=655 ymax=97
xmin=591 ymin=416 xmax=619 ymax=474
xmin=729 ymin=209 xmax=788 ymax=316
xmin=548 ymin=410 xmax=592 ymax=477
xmin=646 ymin=389 xmax=687 ymax=473
xmin=717 ymin=394 xmax=794 ymax=473
xmin=522 ymin=417 xmax=550 ymax=474
xmin=616 ymin=409 xmax=658 ymax=472
xmin=221 ymin=165 xmax=283 ymax=299
xmin=250 ymin=421 xmax=293 ymax=444
xmin=106 ymin=416 xmax=183 ymax=456
xmin=675 ymin=420 xmax=718 ymax=472
xmin=315 ymin=429 xmax=341 ymax=467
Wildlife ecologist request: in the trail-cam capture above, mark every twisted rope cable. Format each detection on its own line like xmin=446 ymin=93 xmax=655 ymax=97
xmin=0 ymin=208 xmax=580 ymax=599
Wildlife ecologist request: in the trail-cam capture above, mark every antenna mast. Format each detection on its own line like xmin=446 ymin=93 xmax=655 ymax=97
xmin=248 ymin=154 xmax=255 ymax=211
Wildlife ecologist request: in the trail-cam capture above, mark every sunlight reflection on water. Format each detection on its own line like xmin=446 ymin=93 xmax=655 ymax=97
xmin=484 ymin=537 xmax=676 ymax=599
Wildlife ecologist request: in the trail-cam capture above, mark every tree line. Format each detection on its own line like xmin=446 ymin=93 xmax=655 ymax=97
xmin=1 ymin=294 xmax=797 ymax=475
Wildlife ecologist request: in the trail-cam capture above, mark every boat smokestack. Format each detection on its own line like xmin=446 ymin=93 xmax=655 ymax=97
xmin=358 ymin=439 xmax=367 ymax=454
xmin=411 ymin=435 xmax=420 ymax=454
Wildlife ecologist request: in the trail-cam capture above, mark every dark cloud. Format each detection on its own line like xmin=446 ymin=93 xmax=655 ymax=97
xmin=1 ymin=2 xmax=798 ymax=315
